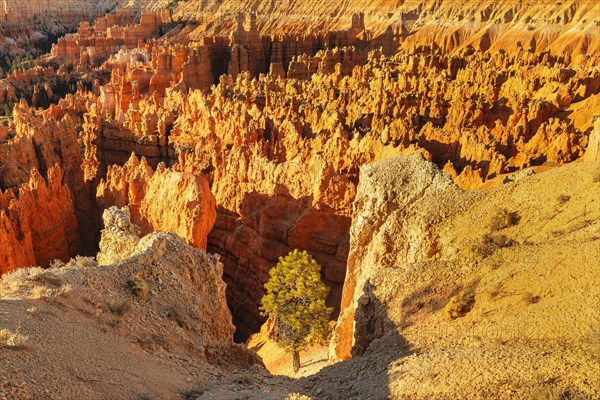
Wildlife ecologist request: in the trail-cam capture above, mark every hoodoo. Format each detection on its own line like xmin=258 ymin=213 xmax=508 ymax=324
xmin=0 ymin=1 xmax=598 ymax=399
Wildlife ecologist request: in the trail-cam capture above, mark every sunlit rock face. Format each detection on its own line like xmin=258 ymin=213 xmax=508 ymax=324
xmin=96 ymin=154 xmax=216 ymax=250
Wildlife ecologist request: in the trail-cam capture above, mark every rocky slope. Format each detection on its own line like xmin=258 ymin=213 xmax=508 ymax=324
xmin=324 ymin=154 xmax=599 ymax=399
xmin=0 ymin=207 xmax=262 ymax=400
xmin=173 ymin=0 xmax=600 ymax=58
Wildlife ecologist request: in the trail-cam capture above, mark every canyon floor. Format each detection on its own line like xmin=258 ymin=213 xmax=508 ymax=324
xmin=1 ymin=0 xmax=599 ymax=399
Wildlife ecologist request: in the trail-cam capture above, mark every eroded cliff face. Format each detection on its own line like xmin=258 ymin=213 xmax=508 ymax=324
xmin=0 ymin=99 xmax=97 ymax=272
xmin=0 ymin=1 xmax=598 ymax=342
xmin=174 ymin=0 xmax=600 ymax=58
xmin=331 ymin=154 xmax=468 ymax=360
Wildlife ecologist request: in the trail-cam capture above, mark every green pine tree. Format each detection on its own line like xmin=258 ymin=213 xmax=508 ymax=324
xmin=260 ymin=249 xmax=332 ymax=373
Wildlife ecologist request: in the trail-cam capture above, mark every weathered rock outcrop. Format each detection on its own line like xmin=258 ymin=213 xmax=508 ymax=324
xmin=96 ymin=205 xmax=141 ymax=265
xmin=96 ymin=154 xmax=216 ymax=250
xmin=0 ymin=98 xmax=99 ymax=262
xmin=94 ymin=204 xmax=236 ymax=346
xmin=332 ymin=154 xmax=467 ymax=360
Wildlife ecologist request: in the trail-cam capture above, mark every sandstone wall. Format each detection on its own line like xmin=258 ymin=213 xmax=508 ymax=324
xmin=0 ymin=166 xmax=79 ymax=274
xmin=0 ymin=99 xmax=97 ymax=272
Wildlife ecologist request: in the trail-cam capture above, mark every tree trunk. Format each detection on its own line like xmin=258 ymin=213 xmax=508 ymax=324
xmin=292 ymin=350 xmax=300 ymax=373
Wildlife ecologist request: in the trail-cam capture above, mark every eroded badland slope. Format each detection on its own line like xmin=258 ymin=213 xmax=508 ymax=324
xmin=0 ymin=0 xmax=599 ymax=399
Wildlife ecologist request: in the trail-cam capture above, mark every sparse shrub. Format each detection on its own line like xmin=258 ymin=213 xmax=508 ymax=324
xmin=31 ymin=284 xmax=72 ymax=300
xmin=69 ymin=256 xmax=97 ymax=268
xmin=31 ymin=285 xmax=54 ymax=300
xmin=522 ymin=292 xmax=541 ymax=304
xmin=444 ymin=290 xmax=475 ymax=320
xmin=0 ymin=329 xmax=29 ymax=348
xmin=49 ymin=259 xmax=65 ymax=268
xmin=127 ymin=275 xmax=149 ymax=301
xmin=490 ymin=208 xmax=521 ymax=231
xmin=486 ymin=233 xmax=515 ymax=248
xmin=473 ymin=233 xmax=515 ymax=257
xmin=57 ymin=284 xmax=72 ymax=297
xmin=260 ymin=249 xmax=332 ymax=373
xmin=286 ymin=394 xmax=313 ymax=400
xmin=557 ymin=194 xmax=571 ymax=204
xmin=107 ymin=299 xmax=131 ymax=316
xmin=26 ymin=307 xmax=38 ymax=315
xmin=1 ymin=267 xmax=45 ymax=290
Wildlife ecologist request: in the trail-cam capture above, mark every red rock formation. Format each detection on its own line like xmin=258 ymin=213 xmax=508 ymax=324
xmin=0 ymin=98 xmax=99 ymax=266
xmin=96 ymin=154 xmax=216 ymax=249
xmin=51 ymin=11 xmax=164 ymax=66
xmin=0 ymin=166 xmax=79 ymax=274
xmin=78 ymin=33 xmax=597 ymax=338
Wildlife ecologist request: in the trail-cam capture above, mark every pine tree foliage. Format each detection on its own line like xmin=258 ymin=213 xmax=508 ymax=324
xmin=261 ymin=249 xmax=332 ymax=354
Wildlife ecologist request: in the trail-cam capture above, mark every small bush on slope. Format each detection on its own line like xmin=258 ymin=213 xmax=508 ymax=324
xmin=444 ymin=290 xmax=475 ymax=320
xmin=0 ymin=329 xmax=28 ymax=348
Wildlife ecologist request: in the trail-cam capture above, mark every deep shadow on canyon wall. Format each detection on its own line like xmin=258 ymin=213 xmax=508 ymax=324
xmin=297 ymin=280 xmax=409 ymax=400
xmin=208 ymin=185 xmax=350 ymax=342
